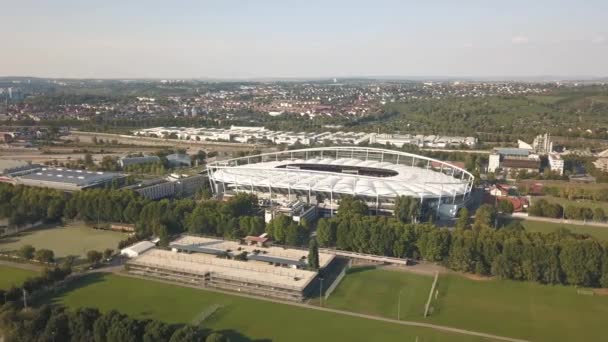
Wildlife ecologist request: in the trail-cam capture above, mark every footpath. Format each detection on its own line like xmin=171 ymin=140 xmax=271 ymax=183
xmin=510 ymin=212 xmax=608 ymax=228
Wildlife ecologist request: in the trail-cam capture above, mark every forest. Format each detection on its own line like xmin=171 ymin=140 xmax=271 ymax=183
xmin=2 ymin=183 xmax=607 ymax=288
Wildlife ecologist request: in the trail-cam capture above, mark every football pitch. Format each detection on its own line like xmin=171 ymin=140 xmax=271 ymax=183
xmin=321 ymin=266 xmax=434 ymax=320
xmin=0 ymin=222 xmax=126 ymax=261
xmin=324 ymin=266 xmax=608 ymax=342
xmin=49 ymin=273 xmax=493 ymax=342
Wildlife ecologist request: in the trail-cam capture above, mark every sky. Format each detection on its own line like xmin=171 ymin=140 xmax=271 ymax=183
xmin=1 ymin=0 xmax=607 ymax=79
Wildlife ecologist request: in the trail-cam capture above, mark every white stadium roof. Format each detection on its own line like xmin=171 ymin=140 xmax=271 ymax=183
xmin=209 ymin=147 xmax=473 ymax=199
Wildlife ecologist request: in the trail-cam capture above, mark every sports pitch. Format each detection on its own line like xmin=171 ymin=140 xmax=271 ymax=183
xmin=321 ymin=266 xmax=434 ymax=320
xmin=324 ymin=266 xmax=608 ymax=342
xmin=49 ymin=273 xmax=492 ymax=342
xmin=0 ymin=222 xmax=126 ymax=261
xmin=0 ymin=265 xmax=37 ymax=289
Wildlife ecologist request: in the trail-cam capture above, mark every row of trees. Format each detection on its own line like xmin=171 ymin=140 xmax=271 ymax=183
xmin=0 ymin=266 xmax=72 ymax=307
xmin=0 ymin=183 xmax=264 ymax=247
xmin=316 ymin=201 xmax=608 ymax=287
xmin=541 ymin=185 xmax=608 ymax=202
xmin=528 ymin=199 xmax=606 ymax=222
xmin=0 ymin=305 xmax=232 ymax=342
xmin=0 ymin=184 xmax=67 ymax=226
xmin=17 ymin=245 xmax=55 ymax=263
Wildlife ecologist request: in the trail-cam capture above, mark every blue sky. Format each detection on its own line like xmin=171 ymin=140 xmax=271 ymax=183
xmin=1 ymin=0 xmax=607 ymax=78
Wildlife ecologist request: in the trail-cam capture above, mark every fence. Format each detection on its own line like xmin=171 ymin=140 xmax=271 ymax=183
xmin=324 ymin=260 xmax=351 ymax=300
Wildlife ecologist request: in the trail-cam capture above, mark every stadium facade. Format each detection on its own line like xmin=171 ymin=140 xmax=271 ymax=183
xmin=207 ymin=147 xmax=474 ymax=218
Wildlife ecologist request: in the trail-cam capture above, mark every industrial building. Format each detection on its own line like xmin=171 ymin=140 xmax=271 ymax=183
xmin=118 ymin=155 xmax=161 ymax=168
xmin=488 ymin=148 xmax=541 ymax=174
xmin=1 ymin=165 xmax=125 ymax=191
xmin=133 ymin=126 xmax=477 ymax=149
xmin=126 ymin=235 xmax=335 ymax=301
xmin=207 ymin=147 xmax=474 ymax=218
xmin=124 ymin=174 xmax=207 ymax=200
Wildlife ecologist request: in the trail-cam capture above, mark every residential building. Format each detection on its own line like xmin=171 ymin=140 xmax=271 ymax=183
xmin=548 ymin=153 xmax=564 ymax=175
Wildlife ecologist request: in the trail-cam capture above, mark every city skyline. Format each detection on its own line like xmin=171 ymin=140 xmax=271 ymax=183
xmin=1 ymin=0 xmax=607 ymax=79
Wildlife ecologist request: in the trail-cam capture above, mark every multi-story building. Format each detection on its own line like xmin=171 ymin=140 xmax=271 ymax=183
xmin=548 ymin=153 xmax=564 ymax=175
xmin=488 ymin=148 xmax=541 ymax=174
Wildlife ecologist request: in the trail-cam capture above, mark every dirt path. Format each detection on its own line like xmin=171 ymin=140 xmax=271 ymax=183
xmin=510 ymin=212 xmax=608 ymax=228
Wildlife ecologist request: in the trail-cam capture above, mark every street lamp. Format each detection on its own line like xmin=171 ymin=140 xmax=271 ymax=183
xmin=397 ymin=288 xmax=404 ymax=320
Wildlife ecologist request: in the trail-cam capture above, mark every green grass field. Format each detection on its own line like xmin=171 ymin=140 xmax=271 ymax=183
xmin=321 ymin=266 xmax=608 ymax=342
xmin=520 ymin=219 xmax=608 ymax=241
xmin=322 ymin=267 xmax=434 ymax=320
xmin=49 ymin=273 xmax=492 ymax=342
xmin=0 ymin=265 xmax=37 ymax=289
xmin=0 ymin=222 xmax=126 ymax=261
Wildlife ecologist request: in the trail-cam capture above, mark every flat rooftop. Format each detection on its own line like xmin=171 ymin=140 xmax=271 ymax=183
xmin=170 ymin=235 xmax=334 ymax=269
xmin=131 ymin=248 xmax=319 ymax=291
xmin=17 ymin=167 xmax=123 ymax=187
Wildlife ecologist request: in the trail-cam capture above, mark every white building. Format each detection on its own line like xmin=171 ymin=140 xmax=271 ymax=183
xmin=488 ymin=153 xmax=501 ymax=173
xmin=121 ymin=241 xmax=156 ymax=258
xmin=548 ymin=153 xmax=564 ymax=175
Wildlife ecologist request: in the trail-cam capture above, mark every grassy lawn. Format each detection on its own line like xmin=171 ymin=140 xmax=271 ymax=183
xmin=318 ymin=266 xmax=608 ymax=342
xmin=432 ymin=274 xmax=608 ymax=342
xmin=49 ymin=273 xmax=491 ymax=342
xmin=0 ymin=265 xmax=37 ymax=289
xmin=322 ymin=266 xmax=434 ymax=320
xmin=0 ymin=222 xmax=126 ymax=261
xmin=520 ymin=220 xmax=608 ymax=241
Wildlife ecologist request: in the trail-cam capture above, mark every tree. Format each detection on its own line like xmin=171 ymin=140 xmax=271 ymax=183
xmin=41 ymin=310 xmax=71 ymax=342
xmin=35 ymin=249 xmax=55 ymax=263
xmin=473 ymin=205 xmax=496 ymax=230
xmin=308 ymin=238 xmax=320 ymax=270
xmin=169 ymin=325 xmax=204 ymax=342
xmin=337 ymin=196 xmax=368 ymax=217
xmin=206 ymin=332 xmax=229 ymax=342
xmin=19 ymin=244 xmax=36 ymax=260
xmin=455 ymin=207 xmax=470 ymax=230
xmin=593 ymin=207 xmax=605 ymax=222
xmin=69 ymin=307 xmax=101 ymax=342
xmin=316 ymin=219 xmax=336 ymax=247
xmin=143 ymin=320 xmax=176 ymax=342
xmin=103 ymin=248 xmax=114 ymax=260
xmin=498 ymin=200 xmax=514 ymax=214
xmin=86 ymin=250 xmax=103 ymax=266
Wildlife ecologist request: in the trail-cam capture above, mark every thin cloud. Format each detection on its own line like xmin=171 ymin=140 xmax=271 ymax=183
xmin=511 ymin=36 xmax=529 ymax=44
xmin=591 ymin=35 xmax=606 ymax=44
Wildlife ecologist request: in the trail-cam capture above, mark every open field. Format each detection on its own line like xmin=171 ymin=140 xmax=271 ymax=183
xmin=0 ymin=265 xmax=37 ymax=289
xmin=322 ymin=266 xmax=608 ymax=342
xmin=0 ymin=222 xmax=126 ymax=261
xmin=49 ymin=273 xmax=493 ymax=342
xmin=519 ymin=219 xmax=608 ymax=241
xmin=322 ymin=266 xmax=434 ymax=320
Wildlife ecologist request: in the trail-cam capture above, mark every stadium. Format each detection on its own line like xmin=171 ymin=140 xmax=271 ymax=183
xmin=207 ymin=147 xmax=474 ymax=218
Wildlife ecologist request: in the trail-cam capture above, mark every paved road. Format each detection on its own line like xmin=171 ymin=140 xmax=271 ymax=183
xmin=510 ymin=212 xmax=608 ymax=228
xmin=117 ymin=271 xmax=528 ymax=342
